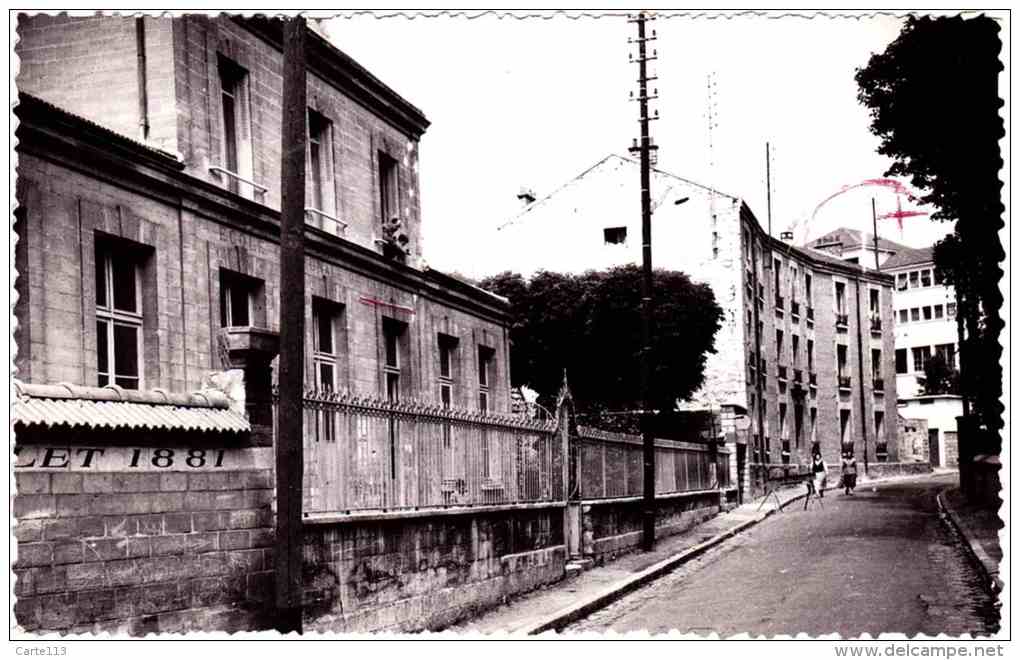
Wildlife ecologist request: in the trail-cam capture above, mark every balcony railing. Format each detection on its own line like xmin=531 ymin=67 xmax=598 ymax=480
xmin=835 ymin=313 xmax=849 ymax=328
xmin=807 ymin=306 xmax=815 ymax=322
xmin=790 ymin=301 xmax=800 ymax=318
xmin=759 ymin=357 xmax=767 ymax=371
xmin=876 ymin=443 xmax=889 ymax=462
xmin=873 ymin=377 xmax=885 ymax=392
xmin=777 ymin=364 xmax=788 ymax=381
xmin=838 ymin=375 xmax=852 ymax=390
xmin=793 ymin=369 xmax=803 ymax=383
xmin=809 ymin=372 xmax=817 ymax=387
xmin=775 ymin=294 xmax=785 ymax=310
xmin=870 ymin=316 xmax=882 ymax=333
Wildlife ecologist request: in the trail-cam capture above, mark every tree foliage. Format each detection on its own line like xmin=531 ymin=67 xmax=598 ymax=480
xmin=917 ymin=353 xmax=960 ymax=396
xmin=856 ymin=15 xmax=1004 ymax=440
xmin=479 ymin=265 xmax=724 ymax=414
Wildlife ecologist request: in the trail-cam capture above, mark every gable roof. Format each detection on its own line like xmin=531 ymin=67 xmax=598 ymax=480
xmin=806 ymin=227 xmax=912 ymax=253
xmin=880 ymin=245 xmax=935 ymax=270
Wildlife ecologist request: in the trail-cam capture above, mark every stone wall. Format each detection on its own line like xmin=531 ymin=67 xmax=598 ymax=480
xmin=581 ymin=490 xmax=727 ymax=566
xmin=13 ymin=443 xmax=275 ymax=634
xmin=301 ymin=506 xmax=566 ymax=632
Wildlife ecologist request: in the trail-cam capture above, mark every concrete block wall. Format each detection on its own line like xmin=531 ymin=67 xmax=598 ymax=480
xmin=581 ymin=491 xmax=723 ymax=566
xmin=301 ymin=507 xmax=566 ymax=632
xmin=12 ymin=448 xmax=275 ymax=634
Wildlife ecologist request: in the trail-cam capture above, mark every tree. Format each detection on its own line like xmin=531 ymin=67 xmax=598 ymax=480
xmin=479 ymin=265 xmax=724 ymax=414
xmin=917 ymin=353 xmax=960 ymax=396
xmin=856 ymin=15 xmax=1004 ymax=444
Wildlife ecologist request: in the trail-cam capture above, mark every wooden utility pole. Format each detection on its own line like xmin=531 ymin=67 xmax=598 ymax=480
xmin=765 ymin=142 xmax=772 ymax=237
xmin=275 ymin=15 xmax=307 ymax=635
xmin=629 ymin=11 xmax=659 ymax=552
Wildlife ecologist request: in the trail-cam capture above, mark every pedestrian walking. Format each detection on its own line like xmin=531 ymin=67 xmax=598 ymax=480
xmin=811 ymin=451 xmax=828 ymax=498
xmin=841 ymin=451 xmax=858 ymax=495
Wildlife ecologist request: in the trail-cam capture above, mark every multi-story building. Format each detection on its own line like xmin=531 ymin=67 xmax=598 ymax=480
xmin=806 ymin=230 xmax=961 ymax=467
xmin=487 ymin=154 xmax=901 ymax=496
xmin=14 ymin=15 xmax=512 ymax=410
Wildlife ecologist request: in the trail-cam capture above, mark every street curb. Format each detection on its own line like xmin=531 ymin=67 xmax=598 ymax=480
xmin=522 ymin=471 xmax=937 ymax=635
xmin=936 ymin=489 xmax=1003 ymax=595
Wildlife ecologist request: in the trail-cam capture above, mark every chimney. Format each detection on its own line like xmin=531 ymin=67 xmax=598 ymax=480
xmin=780 ymin=230 xmax=795 ymax=243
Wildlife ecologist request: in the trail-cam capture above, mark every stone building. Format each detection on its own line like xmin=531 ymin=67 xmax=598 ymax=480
xmin=486 ymin=154 xmax=901 ymax=496
xmin=14 ymin=15 xmax=512 ymax=409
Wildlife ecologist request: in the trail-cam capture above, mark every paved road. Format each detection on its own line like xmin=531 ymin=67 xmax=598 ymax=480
xmin=568 ymin=473 xmax=1000 ymax=637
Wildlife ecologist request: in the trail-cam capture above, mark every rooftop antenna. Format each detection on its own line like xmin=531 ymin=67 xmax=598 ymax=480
xmin=765 ymin=141 xmax=773 ymax=237
xmin=706 ymin=72 xmax=720 ymax=256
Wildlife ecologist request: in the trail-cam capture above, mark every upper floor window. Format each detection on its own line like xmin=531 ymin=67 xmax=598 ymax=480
xmin=934 ymin=304 xmax=944 ymax=319
xmin=837 ymin=344 xmax=848 ymax=378
xmin=604 ymin=227 xmax=627 ymax=245
xmin=217 ymin=56 xmax=253 ymax=196
xmin=307 ymin=109 xmax=334 ymax=217
xmin=871 ymin=348 xmax=882 ymax=376
xmin=835 ymin=281 xmax=846 ymax=315
xmin=383 ymin=318 xmax=408 ymax=402
xmin=908 ymin=271 xmax=919 ymax=289
xmin=478 ymin=345 xmax=495 ymax=412
xmin=95 ymin=237 xmax=145 ymax=389
xmin=936 ymin=343 xmax=956 ymax=369
xmin=378 ymin=151 xmax=399 ymax=227
xmin=776 ymin=329 xmax=784 ymax=362
xmin=438 ymin=334 xmax=459 ymax=408
xmin=911 ymin=346 xmax=931 ymax=373
xmin=807 ymin=339 xmax=815 ymax=372
xmin=790 ymin=266 xmax=798 ymax=302
xmin=922 ymin=305 xmax=933 ymax=321
xmin=947 ymin=302 xmax=957 ymax=319
xmin=896 ymin=273 xmax=908 ymax=291
xmin=804 ymin=273 xmax=813 ymax=304
xmin=895 ymin=348 xmax=908 ymax=374
xmin=898 ymin=309 xmax=908 ymax=324
xmin=219 ymin=270 xmax=262 ymax=328
xmin=920 ymin=269 xmax=932 ymax=287
xmin=773 ymin=258 xmax=781 ymax=293
xmin=792 ymin=334 xmax=800 ymax=366
xmin=869 ymin=288 xmax=880 ymax=318
xmin=910 ymin=307 xmax=920 ymax=322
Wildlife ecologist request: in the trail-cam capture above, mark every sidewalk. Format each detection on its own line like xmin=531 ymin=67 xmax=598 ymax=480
xmin=449 ymin=470 xmax=944 ymax=635
xmin=938 ymin=486 xmax=1003 ymax=594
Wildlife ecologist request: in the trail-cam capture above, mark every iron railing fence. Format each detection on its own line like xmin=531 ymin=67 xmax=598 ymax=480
xmin=273 ymin=388 xmax=560 ymax=516
xmin=575 ymin=426 xmax=731 ymax=500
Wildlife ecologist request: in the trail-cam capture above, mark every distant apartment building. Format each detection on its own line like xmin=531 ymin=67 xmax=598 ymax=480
xmin=489 ymin=155 xmax=901 ymax=496
xmin=806 ymin=229 xmax=961 ymax=467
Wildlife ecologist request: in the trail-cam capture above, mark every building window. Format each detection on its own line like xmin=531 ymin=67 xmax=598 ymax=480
xmin=921 ymin=269 xmax=932 ymax=287
xmin=898 ymin=309 xmax=909 ymax=324
xmin=837 ymin=344 xmax=848 ymax=378
xmin=807 ymin=339 xmax=814 ymax=372
xmin=896 ymin=273 xmax=908 ymax=291
xmin=923 ymin=306 xmax=932 ymax=321
xmin=936 ymin=343 xmax=956 ymax=369
xmin=95 ymin=239 xmax=143 ymax=389
xmin=218 ymin=56 xmax=253 ymax=196
xmin=779 ymin=402 xmax=787 ymax=439
xmin=792 ymin=334 xmax=800 ymax=366
xmin=839 ymin=409 xmax=852 ymax=451
xmin=947 ymin=303 xmax=956 ymax=318
xmin=378 ymin=151 xmax=399 ymax=227
xmin=871 ymin=348 xmax=882 ymax=376
xmin=934 ymin=304 xmax=944 ymax=319
xmin=909 ymin=271 xmax=919 ymax=288
xmin=869 ymin=288 xmax=880 ymax=318
xmin=910 ymin=308 xmax=920 ymax=322
xmin=604 ymin=227 xmax=627 ymax=245
xmin=307 ymin=109 xmax=333 ymax=215
xmin=804 ymin=273 xmax=813 ymax=304
xmin=478 ymin=345 xmax=495 ymax=411
xmin=773 ymin=258 xmax=781 ymax=295
xmin=809 ymin=407 xmax=817 ymax=446
xmin=776 ymin=329 xmax=784 ymax=362
xmin=219 ymin=270 xmax=260 ymax=328
xmin=438 ymin=334 xmax=459 ymax=408
xmin=383 ymin=318 xmax=407 ymax=402
xmin=912 ymin=346 xmax=932 ymax=373
xmin=790 ymin=266 xmax=798 ymax=302
xmin=794 ymin=403 xmax=804 ymax=448
xmin=835 ymin=281 xmax=846 ymax=315
xmin=312 ymin=299 xmax=343 ymax=393
xmin=895 ymin=348 xmax=908 ymax=374
xmin=874 ymin=411 xmax=885 ymax=445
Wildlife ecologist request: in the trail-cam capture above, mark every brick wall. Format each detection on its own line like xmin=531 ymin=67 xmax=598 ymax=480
xmin=301 ymin=507 xmax=566 ymax=632
xmin=13 ymin=445 xmax=275 ymax=634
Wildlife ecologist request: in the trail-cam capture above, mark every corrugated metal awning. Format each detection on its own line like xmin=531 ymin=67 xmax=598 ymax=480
xmin=12 ymin=381 xmax=250 ymax=434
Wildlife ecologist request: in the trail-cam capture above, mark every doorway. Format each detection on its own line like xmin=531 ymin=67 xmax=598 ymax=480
xmin=928 ymin=428 xmax=941 ymax=467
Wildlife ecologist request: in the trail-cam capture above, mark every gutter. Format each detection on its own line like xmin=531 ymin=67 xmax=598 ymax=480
xmin=136 ymin=17 xmax=150 ymax=141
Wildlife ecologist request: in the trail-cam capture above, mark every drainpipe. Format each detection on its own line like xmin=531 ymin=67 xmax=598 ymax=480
xmin=135 ymin=17 xmax=150 ymax=141
xmin=854 ymin=272 xmax=869 ymax=475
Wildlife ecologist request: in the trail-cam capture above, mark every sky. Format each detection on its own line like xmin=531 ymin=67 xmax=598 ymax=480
xmin=323 ymin=11 xmax=953 ymax=276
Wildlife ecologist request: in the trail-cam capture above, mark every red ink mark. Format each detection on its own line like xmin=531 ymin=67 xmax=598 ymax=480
xmin=811 ymin=178 xmax=927 ymax=231
xmin=359 ymin=296 xmax=415 ymax=315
